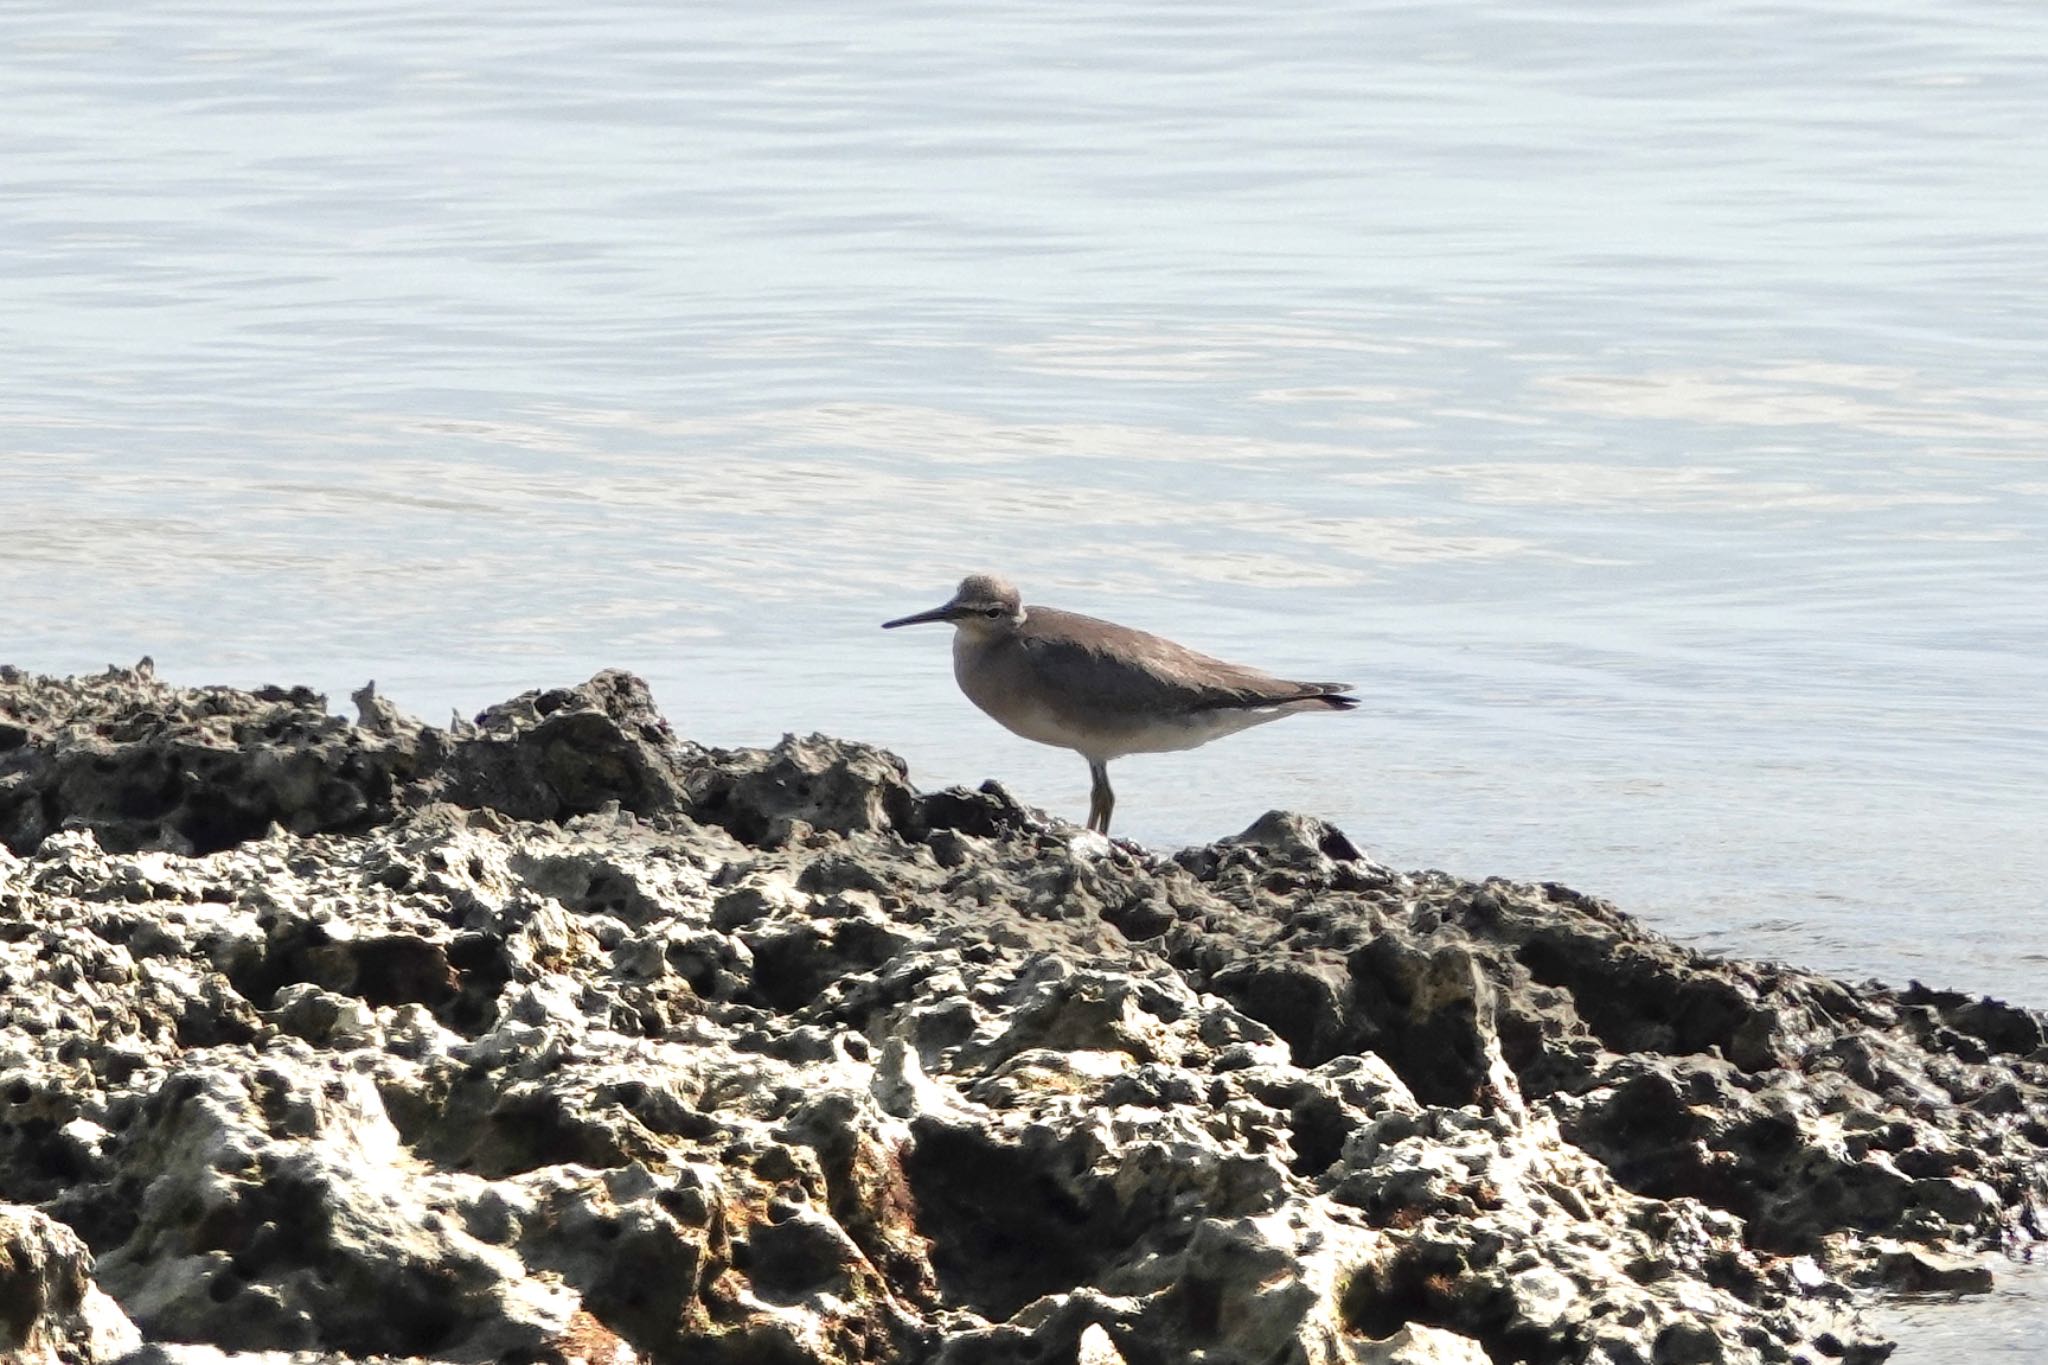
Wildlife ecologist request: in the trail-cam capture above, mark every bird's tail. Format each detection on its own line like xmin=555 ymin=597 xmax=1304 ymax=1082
xmin=1289 ymin=682 xmax=1357 ymax=711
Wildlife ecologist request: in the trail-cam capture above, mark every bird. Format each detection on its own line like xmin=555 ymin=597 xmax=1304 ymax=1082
xmin=882 ymin=574 xmax=1357 ymax=834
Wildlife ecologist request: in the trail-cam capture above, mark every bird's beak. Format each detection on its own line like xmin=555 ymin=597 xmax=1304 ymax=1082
xmin=881 ymin=600 xmax=962 ymax=629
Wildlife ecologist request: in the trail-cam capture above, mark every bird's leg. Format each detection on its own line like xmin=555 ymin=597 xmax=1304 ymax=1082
xmin=1087 ymin=760 xmax=1114 ymax=834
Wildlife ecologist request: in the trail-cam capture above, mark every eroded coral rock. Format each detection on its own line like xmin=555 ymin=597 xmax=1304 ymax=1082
xmin=0 ymin=663 xmax=417 ymax=856
xmin=0 ymin=1203 xmax=141 ymax=1364
xmin=0 ymin=665 xmax=2042 ymax=1364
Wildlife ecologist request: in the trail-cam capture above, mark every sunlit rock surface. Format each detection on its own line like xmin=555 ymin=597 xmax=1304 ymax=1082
xmin=1 ymin=663 xmax=2043 ymax=1364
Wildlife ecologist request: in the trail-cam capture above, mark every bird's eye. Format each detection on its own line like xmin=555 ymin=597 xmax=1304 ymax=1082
xmin=982 ymin=606 xmax=1004 ymax=618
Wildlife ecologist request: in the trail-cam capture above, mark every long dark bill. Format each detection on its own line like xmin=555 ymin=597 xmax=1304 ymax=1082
xmin=881 ymin=603 xmax=960 ymax=629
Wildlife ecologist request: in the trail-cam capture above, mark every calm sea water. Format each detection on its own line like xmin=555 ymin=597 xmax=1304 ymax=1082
xmin=3 ymin=0 xmax=2046 ymax=1348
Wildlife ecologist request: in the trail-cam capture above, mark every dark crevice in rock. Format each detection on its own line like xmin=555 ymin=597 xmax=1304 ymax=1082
xmin=902 ymin=1120 xmax=1112 ymax=1321
xmin=1341 ymin=1245 xmax=1576 ymax=1365
xmin=746 ymin=920 xmax=911 ymax=1015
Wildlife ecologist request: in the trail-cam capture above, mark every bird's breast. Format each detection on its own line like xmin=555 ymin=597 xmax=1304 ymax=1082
xmin=953 ymin=633 xmax=1099 ymax=753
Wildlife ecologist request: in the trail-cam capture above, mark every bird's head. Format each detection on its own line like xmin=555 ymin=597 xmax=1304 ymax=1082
xmin=882 ymin=574 xmax=1026 ymax=636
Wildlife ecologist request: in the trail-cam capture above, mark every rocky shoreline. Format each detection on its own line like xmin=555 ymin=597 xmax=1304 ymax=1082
xmin=1 ymin=663 xmax=2042 ymax=1365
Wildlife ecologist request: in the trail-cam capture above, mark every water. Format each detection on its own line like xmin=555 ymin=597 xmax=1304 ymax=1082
xmin=4 ymin=1 xmax=2047 ymax=1349
xmin=1874 ymin=1258 xmax=2048 ymax=1361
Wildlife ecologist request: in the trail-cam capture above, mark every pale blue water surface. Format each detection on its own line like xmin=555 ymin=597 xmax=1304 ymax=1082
xmin=3 ymin=3 xmax=2047 ymax=1345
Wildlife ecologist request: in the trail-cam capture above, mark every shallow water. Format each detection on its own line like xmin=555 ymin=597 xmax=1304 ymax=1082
xmin=1871 ymin=1258 xmax=2048 ymax=1360
xmin=4 ymin=0 xmax=2046 ymax=1348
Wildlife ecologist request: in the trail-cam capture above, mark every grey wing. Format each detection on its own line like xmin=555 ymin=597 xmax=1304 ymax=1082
xmin=1017 ymin=610 xmax=1353 ymax=718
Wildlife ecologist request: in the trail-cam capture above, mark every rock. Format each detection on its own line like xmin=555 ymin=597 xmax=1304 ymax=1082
xmin=0 ymin=664 xmax=418 ymax=856
xmin=1075 ymin=1321 xmax=1126 ymax=1364
xmin=1868 ymin=1241 xmax=1997 ymax=1294
xmin=0 ymin=665 xmax=2043 ymax=1364
xmin=409 ymin=670 xmax=696 ymax=825
xmin=1356 ymin=1323 xmax=1492 ymax=1365
xmin=0 ymin=1203 xmax=141 ymax=1363
xmin=683 ymin=733 xmax=921 ymax=846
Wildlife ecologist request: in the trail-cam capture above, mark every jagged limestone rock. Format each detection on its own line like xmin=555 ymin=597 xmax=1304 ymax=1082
xmin=0 ymin=665 xmax=2041 ymax=1364
xmin=0 ymin=1203 xmax=142 ymax=1364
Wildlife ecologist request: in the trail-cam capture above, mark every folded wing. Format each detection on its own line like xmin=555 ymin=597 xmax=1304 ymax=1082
xmin=1016 ymin=607 xmax=1356 ymax=719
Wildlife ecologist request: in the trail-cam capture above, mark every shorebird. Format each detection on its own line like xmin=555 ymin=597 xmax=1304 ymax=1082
xmin=882 ymin=574 xmax=1358 ymax=834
